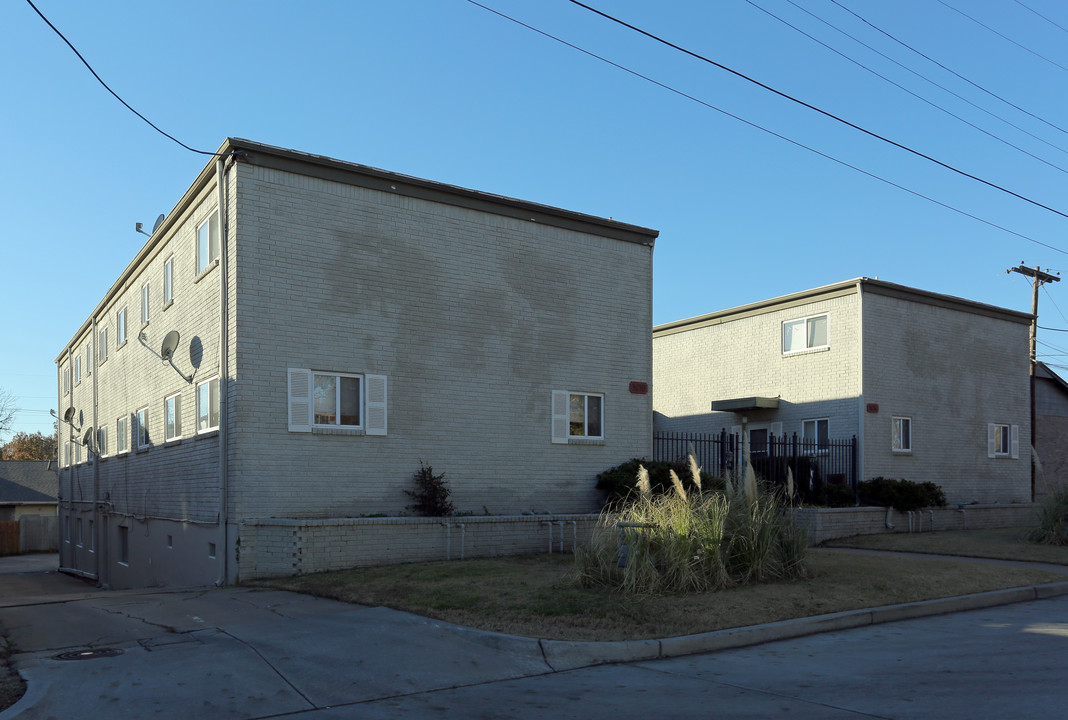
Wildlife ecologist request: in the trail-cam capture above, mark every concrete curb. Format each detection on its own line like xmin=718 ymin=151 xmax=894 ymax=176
xmin=534 ymin=580 xmax=1068 ymax=671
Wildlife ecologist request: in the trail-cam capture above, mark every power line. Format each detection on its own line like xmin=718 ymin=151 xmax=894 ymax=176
xmin=781 ymin=0 xmax=1068 ymax=158
xmin=567 ymin=0 xmax=1068 ymax=222
xmin=465 ymin=1 xmax=1068 ymax=255
xmin=747 ymin=0 xmax=1068 ymax=175
xmin=830 ymin=0 xmax=1068 ymax=138
xmin=25 ymin=0 xmax=234 ymax=157
xmin=937 ymin=0 xmax=1068 ymax=74
xmin=1014 ymin=0 xmax=1068 ymax=35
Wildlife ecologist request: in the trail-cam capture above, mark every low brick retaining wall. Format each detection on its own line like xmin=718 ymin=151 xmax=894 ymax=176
xmin=791 ymin=504 xmax=1035 ymax=544
xmin=239 ymin=514 xmax=601 ymax=580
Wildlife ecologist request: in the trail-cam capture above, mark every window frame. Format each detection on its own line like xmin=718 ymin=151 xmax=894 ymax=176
xmin=551 ymin=390 xmax=605 ymax=443
xmin=312 ymin=372 xmax=364 ymax=429
xmin=988 ymin=423 xmax=1019 ymax=459
xmin=86 ymin=343 xmax=92 ymax=376
xmin=136 ymin=407 xmax=150 ymax=450
xmin=802 ymin=417 xmax=830 ymax=453
xmin=164 ymin=393 xmax=182 ymax=442
xmin=116 ymin=416 xmax=129 ymax=455
xmin=196 ymin=376 xmax=220 ymax=433
xmin=196 ymin=209 xmax=220 ymax=276
xmin=74 ymin=355 xmax=82 ymax=385
xmin=892 ymin=416 xmax=912 ymax=453
xmin=99 ymin=326 xmax=109 ymax=364
xmin=97 ymin=425 xmax=108 ymax=458
xmin=782 ymin=313 xmax=830 ymax=354
xmin=140 ymin=281 xmax=150 ymax=326
xmin=63 ymin=365 xmax=70 ymax=396
xmin=116 ymin=307 xmax=127 ymax=347
xmin=163 ymin=255 xmax=174 ymax=308
xmin=287 ymin=368 xmax=387 ymax=435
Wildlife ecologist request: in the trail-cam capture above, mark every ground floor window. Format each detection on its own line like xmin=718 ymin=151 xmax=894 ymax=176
xmin=892 ymin=416 xmax=911 ymax=453
xmin=988 ymin=423 xmax=1019 ymax=458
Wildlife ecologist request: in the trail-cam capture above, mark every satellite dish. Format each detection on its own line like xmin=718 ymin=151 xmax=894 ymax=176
xmin=161 ymin=331 xmax=180 ymax=361
xmin=63 ymin=407 xmax=76 ymax=424
xmin=152 ymin=213 xmax=166 ymax=233
xmin=82 ymin=427 xmax=94 ymax=448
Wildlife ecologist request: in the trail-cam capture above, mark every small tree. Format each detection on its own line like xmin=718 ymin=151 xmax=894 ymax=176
xmin=405 ymin=461 xmax=455 ymax=516
xmin=0 ymin=389 xmax=15 ymax=442
xmin=1 ymin=431 xmax=57 ymax=461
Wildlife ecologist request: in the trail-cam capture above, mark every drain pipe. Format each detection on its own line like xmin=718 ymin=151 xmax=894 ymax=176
xmin=456 ymin=523 xmax=466 ymax=560
xmin=884 ymin=507 xmax=895 ymax=530
xmin=928 ymin=509 xmax=934 ymax=531
xmin=215 ymin=156 xmax=232 ymax=587
xmin=542 ymin=521 xmax=554 ymax=553
xmin=555 ymin=521 xmax=565 ymax=553
xmin=441 ymin=522 xmax=452 ymax=560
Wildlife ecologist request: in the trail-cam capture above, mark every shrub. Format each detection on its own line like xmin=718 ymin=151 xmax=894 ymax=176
xmin=596 ymin=458 xmax=720 ymax=505
xmin=405 ymin=461 xmax=455 ymax=516
xmin=820 ymin=482 xmax=856 ymax=508
xmin=858 ymin=477 xmax=946 ymax=512
xmin=1027 ymin=486 xmax=1068 ymax=546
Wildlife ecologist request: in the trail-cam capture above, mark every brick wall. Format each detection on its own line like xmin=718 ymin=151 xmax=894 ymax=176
xmin=792 ymin=504 xmax=1034 ymax=544
xmin=238 ymin=514 xmax=600 ymax=579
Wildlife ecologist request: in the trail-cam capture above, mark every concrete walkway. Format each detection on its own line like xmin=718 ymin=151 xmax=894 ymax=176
xmin=2 ymin=552 xmax=1067 ymax=719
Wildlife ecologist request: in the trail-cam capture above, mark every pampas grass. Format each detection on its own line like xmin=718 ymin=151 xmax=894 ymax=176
xmin=669 ymin=470 xmax=687 ymax=501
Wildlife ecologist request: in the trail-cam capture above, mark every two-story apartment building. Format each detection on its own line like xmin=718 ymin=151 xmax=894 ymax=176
xmin=653 ymin=278 xmax=1032 ymax=503
xmin=57 ymin=138 xmax=657 ymax=588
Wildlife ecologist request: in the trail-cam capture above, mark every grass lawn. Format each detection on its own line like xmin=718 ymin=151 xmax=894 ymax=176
xmin=824 ymin=527 xmax=1068 ymax=564
xmin=254 ymin=529 xmax=1067 ymax=642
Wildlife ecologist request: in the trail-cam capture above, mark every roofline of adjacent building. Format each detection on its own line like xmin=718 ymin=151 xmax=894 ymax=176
xmin=57 ymin=137 xmax=659 ymax=360
xmin=653 ymin=277 xmax=1032 ymax=338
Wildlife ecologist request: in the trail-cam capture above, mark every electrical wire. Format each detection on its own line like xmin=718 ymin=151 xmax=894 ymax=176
xmin=465 ymin=1 xmax=1068 ymax=256
xmin=1042 ymin=284 xmax=1068 ymax=325
xmin=937 ymin=0 xmax=1068 ymax=74
xmin=25 ymin=0 xmax=233 ymax=157
xmin=567 ymin=0 xmax=1068 ymax=221
xmin=747 ymin=0 xmax=1068 ymax=175
xmin=830 ymin=0 xmax=1068 ymax=138
xmin=1014 ymin=0 xmax=1068 ymax=35
xmin=782 ymin=0 xmax=1068 ymax=158
xmin=1038 ymin=325 xmax=1068 ymax=332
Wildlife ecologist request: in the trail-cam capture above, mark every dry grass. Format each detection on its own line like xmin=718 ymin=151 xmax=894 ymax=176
xmin=824 ymin=528 xmax=1068 ymax=564
xmin=254 ymin=536 xmax=1065 ymax=642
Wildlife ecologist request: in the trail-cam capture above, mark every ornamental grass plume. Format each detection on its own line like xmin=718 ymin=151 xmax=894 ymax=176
xmin=669 ymin=470 xmax=687 ymax=501
xmin=743 ymin=461 xmax=758 ymax=506
xmin=786 ymin=467 xmax=795 ymax=504
xmin=636 ymin=465 xmax=652 ymax=497
xmin=688 ymin=450 xmax=702 ymax=493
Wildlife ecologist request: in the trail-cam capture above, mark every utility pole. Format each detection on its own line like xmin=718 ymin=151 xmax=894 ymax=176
xmin=1006 ymin=263 xmax=1060 ymax=501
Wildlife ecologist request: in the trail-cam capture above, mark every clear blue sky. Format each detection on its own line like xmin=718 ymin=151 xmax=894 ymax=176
xmin=3 ymin=0 xmax=1068 ymax=440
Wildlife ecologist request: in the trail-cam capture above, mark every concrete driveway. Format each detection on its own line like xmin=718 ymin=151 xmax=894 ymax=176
xmin=2 ymin=553 xmax=1067 ymax=719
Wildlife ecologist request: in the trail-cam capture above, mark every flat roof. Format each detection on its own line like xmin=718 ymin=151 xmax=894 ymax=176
xmin=654 ymin=277 xmax=1031 ymax=337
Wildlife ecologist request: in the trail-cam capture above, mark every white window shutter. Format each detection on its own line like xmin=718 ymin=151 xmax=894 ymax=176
xmin=552 ymin=391 xmax=570 ymax=444
xmin=365 ymin=374 xmax=388 ymax=436
xmin=288 ymin=368 xmax=312 ymax=432
xmin=987 ymin=423 xmax=996 ymax=458
xmin=1011 ymin=424 xmax=1020 ymax=459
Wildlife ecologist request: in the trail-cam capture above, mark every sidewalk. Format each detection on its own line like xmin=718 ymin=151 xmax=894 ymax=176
xmin=2 ymin=551 xmax=1067 ymax=719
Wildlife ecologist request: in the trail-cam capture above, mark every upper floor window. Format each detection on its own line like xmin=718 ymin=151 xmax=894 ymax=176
xmin=314 ymin=373 xmax=363 ymax=427
xmin=137 ymin=407 xmax=150 ymax=449
xmin=117 ymin=307 xmax=127 ymax=347
xmin=163 ymin=255 xmax=174 ymax=307
xmin=892 ymin=416 xmax=912 ymax=453
xmin=99 ymin=327 xmax=109 ymax=364
xmin=165 ymin=393 xmax=182 ymax=441
xmin=63 ymin=365 xmax=70 ymax=395
xmin=988 ymin=423 xmax=1019 ymax=459
xmin=86 ymin=343 xmax=92 ymax=376
xmin=287 ymin=368 xmax=387 ymax=435
xmin=116 ymin=415 xmax=129 ymax=454
xmin=141 ymin=282 xmax=150 ymax=326
xmin=783 ymin=313 xmax=829 ymax=354
xmin=196 ymin=210 xmax=220 ymax=275
xmin=74 ymin=355 xmax=82 ymax=385
xmin=97 ymin=425 xmax=108 ymax=457
xmin=197 ymin=376 xmax=220 ymax=432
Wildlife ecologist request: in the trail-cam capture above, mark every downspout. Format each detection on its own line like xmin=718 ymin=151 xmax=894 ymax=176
xmin=91 ymin=317 xmax=100 ymax=582
xmin=216 ymin=157 xmax=231 ymax=586
xmin=855 ymin=280 xmax=864 ymax=505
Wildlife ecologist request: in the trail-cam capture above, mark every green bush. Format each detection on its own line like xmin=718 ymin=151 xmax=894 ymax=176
xmin=858 ymin=477 xmax=946 ymax=512
xmin=596 ymin=458 xmax=720 ymax=505
xmin=1027 ymin=486 xmax=1068 ymax=546
xmin=405 ymin=461 xmax=455 ymax=516
xmin=820 ymin=482 xmax=856 ymax=508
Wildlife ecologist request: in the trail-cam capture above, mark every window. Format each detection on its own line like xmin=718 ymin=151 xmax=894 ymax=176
xmin=196 ymin=210 xmax=220 ymax=275
xmin=117 ymin=307 xmax=127 ymax=346
xmin=97 ymin=425 xmax=108 ymax=457
xmin=165 ymin=393 xmax=182 ymax=441
xmin=63 ymin=365 xmax=70 ymax=395
xmin=196 ymin=376 xmax=220 ymax=432
xmin=136 ymin=407 xmax=150 ymax=449
xmin=892 ymin=416 xmax=912 ymax=453
xmin=163 ymin=255 xmax=174 ymax=307
xmin=99 ymin=327 xmax=109 ymax=364
xmin=802 ymin=418 xmax=830 ymax=452
xmin=119 ymin=526 xmax=129 ymax=565
xmin=116 ymin=416 xmax=129 ymax=454
xmin=74 ymin=441 xmax=81 ymax=465
xmin=551 ymin=391 xmax=604 ymax=442
xmin=783 ymin=313 xmax=829 ymax=354
xmin=86 ymin=343 xmax=92 ymax=376
xmin=141 ymin=282 xmax=150 ymax=326
xmin=287 ymin=369 xmax=387 ymax=434
xmin=74 ymin=355 xmax=82 ymax=384
xmin=988 ymin=423 xmax=1019 ymax=459
xmin=76 ymin=518 xmax=83 ymax=547
xmin=89 ymin=519 xmax=95 ymax=552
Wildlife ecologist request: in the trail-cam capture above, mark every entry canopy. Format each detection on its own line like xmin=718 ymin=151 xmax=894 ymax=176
xmin=710 ymin=396 xmax=780 ymax=412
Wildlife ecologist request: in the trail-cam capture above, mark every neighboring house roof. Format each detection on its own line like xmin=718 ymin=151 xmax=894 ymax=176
xmin=654 ymin=277 xmax=1032 ymax=336
xmin=1036 ymin=361 xmax=1068 ymax=394
xmin=0 ymin=460 xmax=59 ymax=504
xmin=56 ymin=138 xmax=659 ymax=360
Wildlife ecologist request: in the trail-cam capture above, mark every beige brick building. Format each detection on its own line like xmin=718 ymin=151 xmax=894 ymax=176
xmin=56 ymin=139 xmax=657 ymax=588
xmin=653 ymin=279 xmax=1032 ymax=503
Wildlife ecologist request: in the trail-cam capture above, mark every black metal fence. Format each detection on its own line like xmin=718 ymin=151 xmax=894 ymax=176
xmin=653 ymin=430 xmax=858 ymax=501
